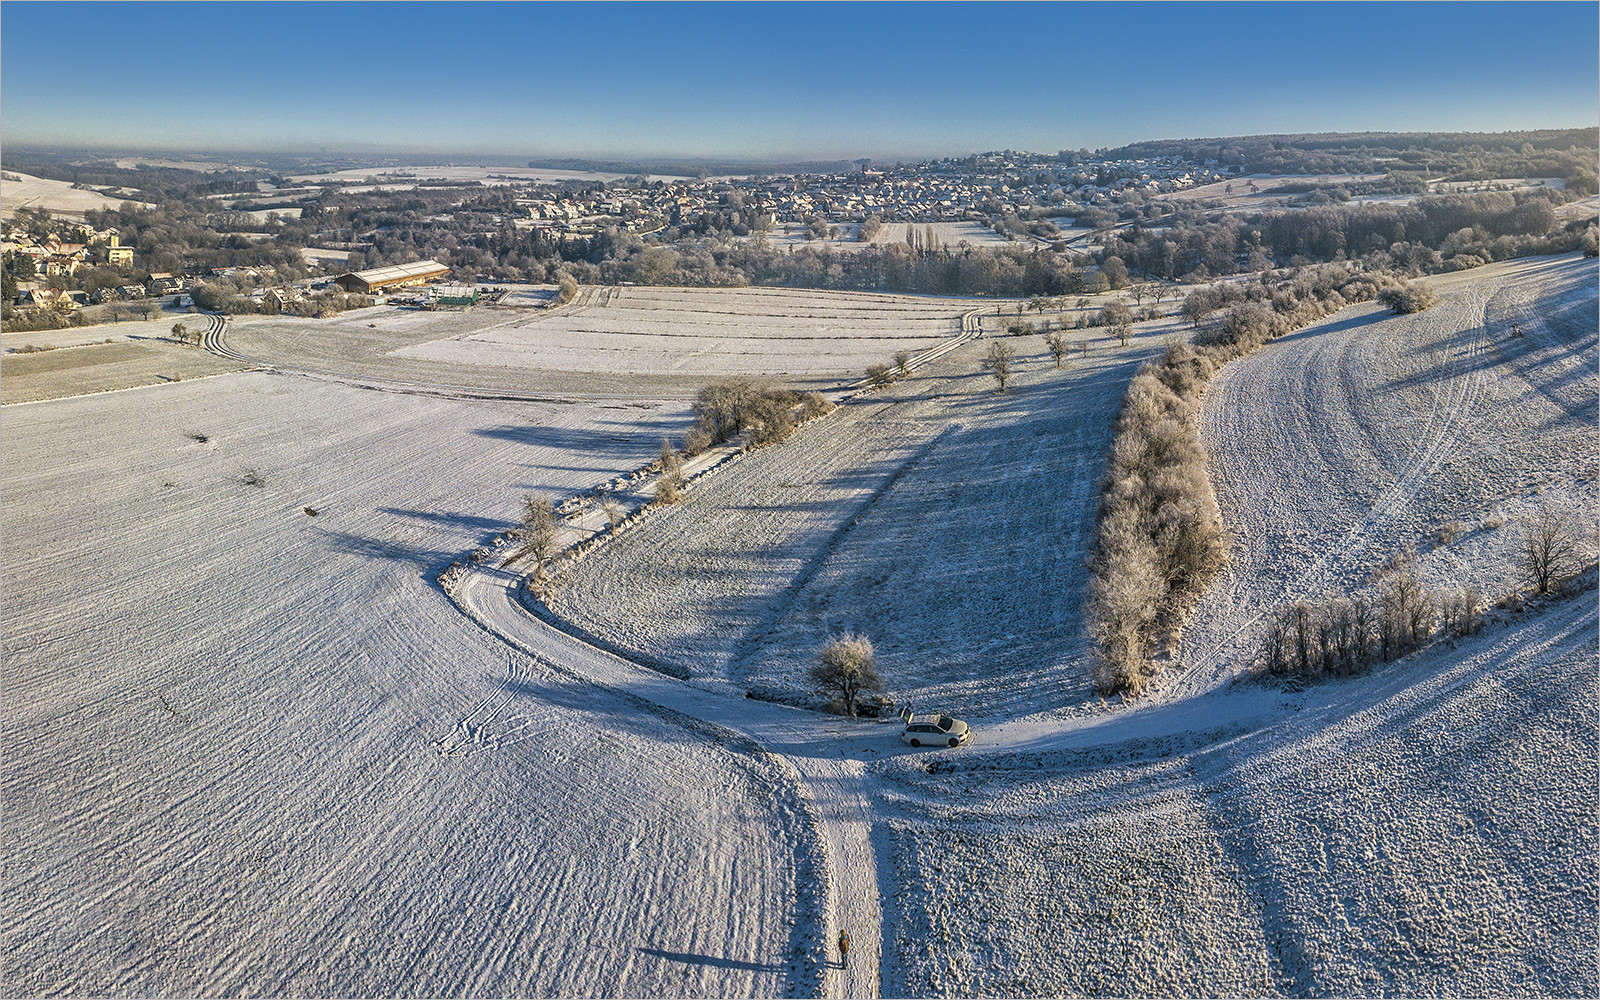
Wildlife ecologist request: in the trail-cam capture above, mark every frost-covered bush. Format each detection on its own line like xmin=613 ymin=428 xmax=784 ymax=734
xmin=1092 ymin=262 xmax=1396 ymax=696
xmin=1087 ymin=351 xmax=1228 ymax=697
xmin=690 ymin=377 xmax=800 ymax=448
xmin=809 ymin=635 xmax=883 ymax=716
xmin=1379 ymin=280 xmax=1439 ymax=313
xmin=799 ymin=391 xmax=834 ymax=421
xmin=683 ymin=425 xmax=714 ymax=456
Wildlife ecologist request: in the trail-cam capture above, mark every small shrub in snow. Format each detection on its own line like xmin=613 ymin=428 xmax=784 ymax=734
xmin=865 ymin=363 xmax=895 ymax=387
xmin=893 ymin=350 xmax=913 ymax=378
xmin=503 ymin=494 xmax=558 ymax=574
xmin=1379 ymin=281 xmax=1439 ymax=314
xmin=654 ymin=469 xmax=682 ymax=506
xmin=799 ymin=391 xmax=834 ymax=421
xmin=1434 ymin=521 xmax=1464 ymax=546
xmin=1441 ymin=585 xmax=1484 ymax=637
xmin=658 ymin=439 xmax=682 ymax=476
xmin=683 ymin=425 xmax=714 ymax=456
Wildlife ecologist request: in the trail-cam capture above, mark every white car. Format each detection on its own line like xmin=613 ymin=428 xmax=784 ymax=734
xmin=902 ymin=714 xmax=971 ymax=748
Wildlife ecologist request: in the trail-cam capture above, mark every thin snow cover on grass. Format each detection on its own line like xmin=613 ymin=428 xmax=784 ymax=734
xmin=299 ymin=246 xmax=352 ymax=269
xmin=1160 ymin=172 xmax=1387 ymax=207
xmin=878 ymin=596 xmax=1597 ymax=996
xmin=394 ymin=284 xmax=982 ymax=379
xmin=1 ymin=374 xmax=824 ymax=996
xmin=551 ymin=314 xmax=1179 ymax=717
xmin=1170 ymin=253 xmax=1598 ymax=698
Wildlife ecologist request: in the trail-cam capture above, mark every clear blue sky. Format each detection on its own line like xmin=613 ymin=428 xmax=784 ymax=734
xmin=3 ymin=2 xmax=1595 ymax=160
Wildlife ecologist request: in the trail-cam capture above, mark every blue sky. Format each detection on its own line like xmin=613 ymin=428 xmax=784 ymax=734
xmin=3 ymin=2 xmax=1596 ymax=159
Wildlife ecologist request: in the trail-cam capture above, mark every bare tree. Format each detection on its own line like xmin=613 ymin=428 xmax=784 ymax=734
xmin=1101 ymin=301 xmax=1134 ymax=347
xmin=893 ymin=349 xmax=912 ymax=379
xmin=503 ymin=494 xmax=559 ymax=574
xmin=1044 ymin=330 xmax=1068 ymax=368
xmin=808 ymin=635 xmax=883 ymax=716
xmin=981 ymin=341 xmax=1016 ymax=392
xmin=602 ymin=499 xmax=623 ymax=534
xmin=1521 ymin=506 xmax=1581 ymax=594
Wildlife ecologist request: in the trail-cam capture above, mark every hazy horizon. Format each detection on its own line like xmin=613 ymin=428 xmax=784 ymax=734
xmin=3 ymin=1 xmax=1596 ymax=162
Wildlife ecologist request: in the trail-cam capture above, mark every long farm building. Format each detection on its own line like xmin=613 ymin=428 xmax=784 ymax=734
xmin=334 ymin=260 xmax=450 ymax=294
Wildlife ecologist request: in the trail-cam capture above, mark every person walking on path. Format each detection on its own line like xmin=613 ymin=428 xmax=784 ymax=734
xmin=838 ymin=928 xmax=850 ymax=967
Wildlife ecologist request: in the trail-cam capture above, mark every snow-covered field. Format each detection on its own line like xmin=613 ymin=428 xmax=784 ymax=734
xmin=4 ymin=260 xmax=1594 ymax=996
xmin=1 ymin=375 xmax=827 ymax=996
xmin=1170 ymin=253 xmax=1598 ymax=698
xmin=878 ymin=595 xmax=1597 ymax=996
xmin=550 ymin=314 xmax=1180 ymax=716
xmin=864 ymin=222 xmax=1012 ymax=249
xmin=1161 ymin=172 xmax=1387 ymax=207
xmin=0 ymin=170 xmax=151 ymax=218
xmin=392 ymin=285 xmax=983 ymax=382
xmin=1 ymin=320 xmax=245 ymax=404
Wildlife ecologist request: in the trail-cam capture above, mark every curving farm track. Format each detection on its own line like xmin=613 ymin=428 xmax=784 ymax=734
xmin=6 ymin=263 xmax=1595 ymax=996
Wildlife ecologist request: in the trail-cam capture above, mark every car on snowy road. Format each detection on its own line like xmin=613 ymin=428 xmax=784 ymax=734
xmin=901 ymin=713 xmax=970 ymax=748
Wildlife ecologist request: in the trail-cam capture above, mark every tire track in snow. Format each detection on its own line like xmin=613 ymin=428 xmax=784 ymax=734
xmin=1169 ymin=281 xmax=1496 ymax=699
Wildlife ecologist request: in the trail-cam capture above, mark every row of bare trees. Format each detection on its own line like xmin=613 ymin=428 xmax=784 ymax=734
xmin=1263 ymin=573 xmax=1474 ymax=677
xmin=1264 ymin=506 xmax=1587 ymax=679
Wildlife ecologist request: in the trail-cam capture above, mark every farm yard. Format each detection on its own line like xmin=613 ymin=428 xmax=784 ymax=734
xmin=3 ymin=256 xmax=1596 ymax=997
